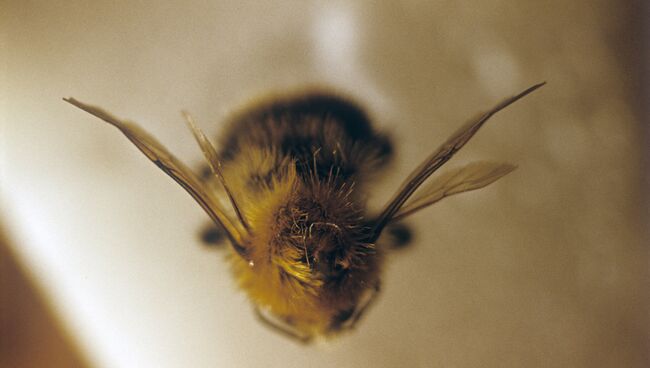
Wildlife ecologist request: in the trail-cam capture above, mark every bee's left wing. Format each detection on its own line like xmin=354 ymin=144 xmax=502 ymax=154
xmin=390 ymin=161 xmax=516 ymax=221
xmin=182 ymin=111 xmax=251 ymax=234
xmin=63 ymin=98 xmax=248 ymax=256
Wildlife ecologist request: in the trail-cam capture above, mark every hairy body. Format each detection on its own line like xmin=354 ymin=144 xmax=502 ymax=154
xmin=216 ymin=92 xmax=392 ymax=337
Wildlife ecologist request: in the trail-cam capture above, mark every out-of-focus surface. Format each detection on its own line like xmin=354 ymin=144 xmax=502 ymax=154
xmin=0 ymin=222 xmax=88 ymax=368
xmin=2 ymin=1 xmax=647 ymax=367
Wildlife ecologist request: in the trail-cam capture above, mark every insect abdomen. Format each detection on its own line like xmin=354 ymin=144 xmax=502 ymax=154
xmin=218 ymin=91 xmax=392 ymax=183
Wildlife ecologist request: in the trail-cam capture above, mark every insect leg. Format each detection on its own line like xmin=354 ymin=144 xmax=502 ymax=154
xmin=384 ymin=222 xmax=413 ymax=249
xmin=199 ymin=223 xmax=226 ymax=246
xmin=253 ymin=307 xmax=312 ymax=344
xmin=346 ymin=283 xmax=381 ymax=329
xmin=329 ymin=283 xmax=381 ymax=332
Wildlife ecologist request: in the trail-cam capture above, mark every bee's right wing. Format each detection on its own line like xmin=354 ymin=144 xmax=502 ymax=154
xmin=370 ymin=82 xmax=545 ymax=242
xmin=390 ymin=161 xmax=516 ymax=221
xmin=63 ymin=98 xmax=247 ymax=256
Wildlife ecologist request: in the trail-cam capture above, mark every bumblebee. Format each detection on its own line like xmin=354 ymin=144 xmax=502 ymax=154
xmin=65 ymin=82 xmax=544 ymax=342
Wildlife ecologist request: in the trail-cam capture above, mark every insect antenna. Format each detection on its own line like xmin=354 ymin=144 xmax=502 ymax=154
xmin=63 ymin=97 xmax=248 ymax=256
xmin=182 ymin=111 xmax=251 ymax=234
xmin=370 ymin=82 xmax=546 ymax=242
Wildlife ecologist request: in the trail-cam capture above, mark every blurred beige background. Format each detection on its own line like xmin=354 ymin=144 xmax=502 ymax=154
xmin=1 ymin=1 xmax=647 ymax=367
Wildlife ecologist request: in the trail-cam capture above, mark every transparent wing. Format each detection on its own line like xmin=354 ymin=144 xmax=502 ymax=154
xmin=63 ymin=97 xmax=247 ymax=255
xmin=391 ymin=161 xmax=516 ymax=221
xmin=370 ymin=82 xmax=545 ymax=241
xmin=182 ymin=111 xmax=251 ymax=233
